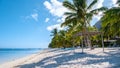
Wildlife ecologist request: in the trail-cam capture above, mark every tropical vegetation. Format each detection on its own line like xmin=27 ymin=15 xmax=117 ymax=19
xmin=49 ymin=0 xmax=120 ymax=48
xmin=49 ymin=0 xmax=106 ymax=48
xmin=101 ymin=0 xmax=120 ymax=45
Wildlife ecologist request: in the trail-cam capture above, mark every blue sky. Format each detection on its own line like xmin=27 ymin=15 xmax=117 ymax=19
xmin=0 ymin=0 xmax=117 ymax=48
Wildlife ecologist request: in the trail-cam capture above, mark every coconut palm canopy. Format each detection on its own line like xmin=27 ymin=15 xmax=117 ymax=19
xmin=61 ymin=0 xmax=107 ymax=48
xmin=61 ymin=0 xmax=107 ymax=29
xmin=101 ymin=0 xmax=120 ymax=39
xmin=49 ymin=0 xmax=107 ymax=49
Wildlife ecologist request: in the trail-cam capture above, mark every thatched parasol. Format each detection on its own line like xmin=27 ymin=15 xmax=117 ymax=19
xmin=74 ymin=31 xmax=104 ymax=52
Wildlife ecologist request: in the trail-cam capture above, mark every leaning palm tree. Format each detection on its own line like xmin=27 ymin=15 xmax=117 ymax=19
xmin=101 ymin=0 xmax=120 ymax=38
xmin=61 ymin=0 xmax=107 ymax=52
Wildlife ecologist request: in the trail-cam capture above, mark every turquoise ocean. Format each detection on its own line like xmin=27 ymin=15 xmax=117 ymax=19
xmin=0 ymin=48 xmax=43 ymax=64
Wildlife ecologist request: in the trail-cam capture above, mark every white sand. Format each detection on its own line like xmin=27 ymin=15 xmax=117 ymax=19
xmin=0 ymin=48 xmax=120 ymax=68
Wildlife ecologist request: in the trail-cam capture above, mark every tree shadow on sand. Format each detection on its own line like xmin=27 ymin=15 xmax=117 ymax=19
xmin=15 ymin=48 xmax=120 ymax=68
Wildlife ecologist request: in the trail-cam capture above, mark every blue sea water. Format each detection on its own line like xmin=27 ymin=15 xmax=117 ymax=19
xmin=0 ymin=48 xmax=43 ymax=64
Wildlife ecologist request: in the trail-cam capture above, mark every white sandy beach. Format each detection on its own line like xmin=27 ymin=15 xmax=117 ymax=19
xmin=0 ymin=48 xmax=120 ymax=68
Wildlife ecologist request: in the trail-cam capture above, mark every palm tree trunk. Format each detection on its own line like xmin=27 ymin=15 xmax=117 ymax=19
xmin=101 ymin=33 xmax=104 ymax=52
xmin=87 ymin=33 xmax=92 ymax=49
xmin=81 ymin=34 xmax=84 ymax=53
xmin=85 ymin=19 xmax=92 ymax=49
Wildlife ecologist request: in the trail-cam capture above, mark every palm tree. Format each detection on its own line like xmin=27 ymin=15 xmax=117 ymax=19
xmin=49 ymin=28 xmax=59 ymax=48
xmin=50 ymin=28 xmax=58 ymax=37
xmin=101 ymin=0 xmax=120 ymax=39
xmin=49 ymin=28 xmax=72 ymax=48
xmin=61 ymin=0 xmax=107 ymax=51
xmin=58 ymin=30 xmax=67 ymax=48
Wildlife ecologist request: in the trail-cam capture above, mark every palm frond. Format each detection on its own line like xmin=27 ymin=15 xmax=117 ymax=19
xmin=64 ymin=12 xmax=76 ymax=16
xmin=63 ymin=0 xmax=76 ymax=11
xmin=87 ymin=0 xmax=98 ymax=10
xmin=50 ymin=28 xmax=58 ymax=36
xmin=90 ymin=7 xmax=108 ymax=14
xmin=64 ymin=12 xmax=77 ymax=20
xmin=73 ymin=0 xmax=86 ymax=9
xmin=86 ymin=13 xmax=93 ymax=23
xmin=100 ymin=5 xmax=120 ymax=37
xmin=117 ymin=0 xmax=120 ymax=6
xmin=61 ymin=17 xmax=77 ymax=27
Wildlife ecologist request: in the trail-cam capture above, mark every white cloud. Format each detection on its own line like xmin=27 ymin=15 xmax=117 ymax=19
xmin=103 ymin=0 xmax=118 ymax=9
xmin=112 ymin=0 xmax=117 ymax=4
xmin=93 ymin=0 xmax=118 ymax=21
xmin=88 ymin=0 xmax=105 ymax=26
xmin=47 ymin=24 xmax=64 ymax=31
xmin=44 ymin=0 xmax=68 ymax=17
xmin=89 ymin=0 xmax=104 ymax=10
xmin=57 ymin=19 xmax=61 ymax=23
xmin=91 ymin=0 xmax=104 ymax=23
xmin=94 ymin=12 xmax=103 ymax=20
xmin=96 ymin=0 xmax=104 ymax=8
xmin=56 ymin=16 xmax=66 ymax=23
xmin=43 ymin=0 xmax=105 ymax=23
xmin=45 ymin=18 xmax=50 ymax=22
xmin=44 ymin=0 xmax=68 ymax=31
xmin=112 ymin=0 xmax=118 ymax=7
xmin=44 ymin=1 xmax=52 ymax=10
xmin=44 ymin=0 xmax=118 ymax=27
xmin=90 ymin=0 xmax=119 ymax=26
xmin=31 ymin=13 xmax=38 ymax=21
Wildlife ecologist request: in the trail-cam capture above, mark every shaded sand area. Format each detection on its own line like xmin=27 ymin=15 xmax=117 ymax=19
xmin=0 ymin=48 xmax=120 ymax=68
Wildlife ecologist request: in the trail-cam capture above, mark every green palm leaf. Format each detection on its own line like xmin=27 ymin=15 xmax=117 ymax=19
xmin=87 ymin=0 xmax=98 ymax=10
xmin=63 ymin=0 xmax=76 ymax=11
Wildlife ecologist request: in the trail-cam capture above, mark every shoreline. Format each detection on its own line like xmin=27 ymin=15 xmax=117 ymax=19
xmin=0 ymin=49 xmax=46 ymax=68
xmin=0 ymin=48 xmax=120 ymax=68
xmin=0 ymin=48 xmax=43 ymax=65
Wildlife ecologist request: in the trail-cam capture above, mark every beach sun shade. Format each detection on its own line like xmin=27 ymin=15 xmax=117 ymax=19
xmin=74 ymin=31 xmax=104 ymax=52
